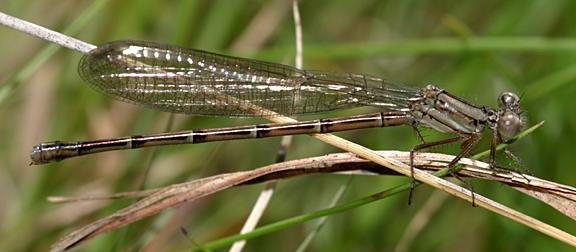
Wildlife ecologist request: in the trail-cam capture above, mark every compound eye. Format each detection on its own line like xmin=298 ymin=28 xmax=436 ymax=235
xmin=498 ymin=92 xmax=520 ymax=109
xmin=497 ymin=111 xmax=523 ymax=140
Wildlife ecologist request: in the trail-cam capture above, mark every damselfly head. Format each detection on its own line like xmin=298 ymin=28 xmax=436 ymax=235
xmin=498 ymin=92 xmax=520 ymax=111
xmin=497 ymin=92 xmax=524 ymax=140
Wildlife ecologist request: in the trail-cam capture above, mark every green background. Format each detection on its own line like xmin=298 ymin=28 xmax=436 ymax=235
xmin=0 ymin=0 xmax=574 ymax=251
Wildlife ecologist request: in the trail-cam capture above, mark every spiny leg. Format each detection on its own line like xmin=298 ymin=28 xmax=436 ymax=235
xmin=407 ymin=125 xmax=426 ymax=204
xmin=444 ymin=133 xmax=482 ymax=206
xmin=490 ymin=130 xmax=531 ymax=181
xmin=490 ymin=129 xmax=499 ymax=169
xmin=411 ymin=125 xmax=426 ymax=144
xmin=504 ymin=148 xmax=532 ymax=182
xmin=408 ymin=136 xmax=464 ymax=205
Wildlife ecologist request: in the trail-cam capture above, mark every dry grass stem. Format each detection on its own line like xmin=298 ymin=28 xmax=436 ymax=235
xmin=48 ymin=151 xmax=576 ymax=250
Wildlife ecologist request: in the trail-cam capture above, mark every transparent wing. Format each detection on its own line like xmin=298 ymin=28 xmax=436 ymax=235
xmin=79 ymin=40 xmax=421 ymax=117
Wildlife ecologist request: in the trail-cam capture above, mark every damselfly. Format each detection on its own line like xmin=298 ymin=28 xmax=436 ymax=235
xmin=30 ymin=40 xmax=525 ymax=187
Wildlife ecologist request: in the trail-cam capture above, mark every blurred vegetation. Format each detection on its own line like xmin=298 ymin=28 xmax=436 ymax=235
xmin=0 ymin=0 xmax=575 ymax=251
